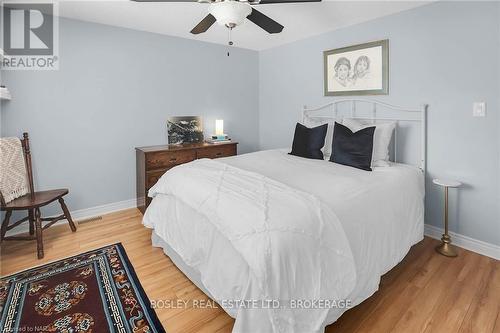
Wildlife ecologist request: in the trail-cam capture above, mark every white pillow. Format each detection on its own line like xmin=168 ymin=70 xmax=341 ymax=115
xmin=342 ymin=118 xmax=396 ymax=166
xmin=303 ymin=118 xmax=334 ymax=160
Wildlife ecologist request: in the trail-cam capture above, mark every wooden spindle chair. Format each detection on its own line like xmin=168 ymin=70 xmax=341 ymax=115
xmin=0 ymin=133 xmax=77 ymax=259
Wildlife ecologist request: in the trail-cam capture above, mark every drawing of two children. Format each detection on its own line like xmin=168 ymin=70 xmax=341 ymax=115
xmin=333 ymin=56 xmax=371 ymax=87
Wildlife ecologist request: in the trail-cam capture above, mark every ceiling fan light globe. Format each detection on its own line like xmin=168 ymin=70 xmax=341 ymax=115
xmin=209 ymin=1 xmax=252 ymax=28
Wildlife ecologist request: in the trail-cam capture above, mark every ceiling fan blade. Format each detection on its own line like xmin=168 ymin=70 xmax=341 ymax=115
xmin=190 ymin=14 xmax=217 ymax=34
xmin=247 ymin=8 xmax=283 ymax=34
xmin=255 ymin=0 xmax=321 ymax=3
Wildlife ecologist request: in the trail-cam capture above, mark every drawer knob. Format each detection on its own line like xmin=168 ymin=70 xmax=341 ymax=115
xmin=169 ymin=157 xmax=177 ymax=162
xmin=215 ymin=152 xmax=222 ymax=157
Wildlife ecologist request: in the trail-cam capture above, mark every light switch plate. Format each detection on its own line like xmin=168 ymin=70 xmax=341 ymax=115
xmin=473 ymin=102 xmax=486 ymax=117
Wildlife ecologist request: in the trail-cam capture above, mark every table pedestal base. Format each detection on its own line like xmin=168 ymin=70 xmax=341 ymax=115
xmin=435 ymin=234 xmax=458 ymax=257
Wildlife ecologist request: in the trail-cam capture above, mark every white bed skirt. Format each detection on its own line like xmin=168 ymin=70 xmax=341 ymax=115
xmin=149 ymin=228 xmax=400 ymax=328
xmin=151 ymin=231 xmax=224 ymax=314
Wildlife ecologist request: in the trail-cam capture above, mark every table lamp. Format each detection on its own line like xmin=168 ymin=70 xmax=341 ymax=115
xmin=215 ymin=119 xmax=224 ymax=136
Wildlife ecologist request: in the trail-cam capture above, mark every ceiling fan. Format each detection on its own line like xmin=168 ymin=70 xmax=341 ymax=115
xmin=132 ymin=0 xmax=321 ymax=38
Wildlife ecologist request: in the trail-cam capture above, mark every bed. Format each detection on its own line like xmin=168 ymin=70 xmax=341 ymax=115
xmin=143 ymin=100 xmax=428 ymax=333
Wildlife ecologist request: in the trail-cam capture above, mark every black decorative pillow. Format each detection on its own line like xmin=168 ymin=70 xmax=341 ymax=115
xmin=289 ymin=123 xmax=328 ymax=160
xmin=330 ymin=122 xmax=375 ymax=171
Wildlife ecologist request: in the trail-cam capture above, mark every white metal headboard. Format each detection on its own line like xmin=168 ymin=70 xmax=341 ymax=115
xmin=302 ymin=99 xmax=428 ymax=173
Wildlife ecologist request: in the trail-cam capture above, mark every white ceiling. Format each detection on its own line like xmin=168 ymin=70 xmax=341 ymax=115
xmin=53 ymin=0 xmax=430 ymax=50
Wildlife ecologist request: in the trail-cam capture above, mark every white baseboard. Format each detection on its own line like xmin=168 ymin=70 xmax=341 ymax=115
xmin=424 ymin=224 xmax=500 ymax=260
xmin=69 ymin=198 xmax=137 ymax=221
xmin=6 ymin=198 xmax=137 ymax=236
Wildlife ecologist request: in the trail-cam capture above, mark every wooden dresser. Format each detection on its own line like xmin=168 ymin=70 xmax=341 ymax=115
xmin=135 ymin=142 xmax=238 ymax=214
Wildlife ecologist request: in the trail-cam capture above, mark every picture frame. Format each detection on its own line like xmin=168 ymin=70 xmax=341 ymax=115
xmin=167 ymin=116 xmax=204 ymax=145
xmin=324 ymin=39 xmax=389 ymax=96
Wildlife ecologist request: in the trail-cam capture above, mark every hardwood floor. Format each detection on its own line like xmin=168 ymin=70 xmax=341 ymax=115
xmin=1 ymin=208 xmax=498 ymax=333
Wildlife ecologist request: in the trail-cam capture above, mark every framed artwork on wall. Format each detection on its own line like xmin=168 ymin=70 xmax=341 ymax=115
xmin=324 ymin=39 xmax=389 ymax=96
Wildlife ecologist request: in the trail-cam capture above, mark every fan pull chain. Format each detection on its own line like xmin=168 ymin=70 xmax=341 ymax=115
xmin=227 ymin=27 xmax=233 ymax=57
xmin=228 ymin=27 xmax=234 ymax=46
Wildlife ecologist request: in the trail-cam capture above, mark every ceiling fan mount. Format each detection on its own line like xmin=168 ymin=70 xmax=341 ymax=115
xmin=132 ymin=0 xmax=321 ymax=41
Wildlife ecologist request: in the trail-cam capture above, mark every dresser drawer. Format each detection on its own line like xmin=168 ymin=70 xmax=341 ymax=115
xmin=146 ymin=169 xmax=167 ymax=189
xmin=196 ymin=145 xmax=236 ymax=159
xmin=146 ymin=150 xmax=196 ymax=170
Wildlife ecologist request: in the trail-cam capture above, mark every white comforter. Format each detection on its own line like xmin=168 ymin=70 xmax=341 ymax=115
xmin=146 ymin=158 xmax=356 ymax=333
xmin=143 ymin=149 xmax=425 ymax=332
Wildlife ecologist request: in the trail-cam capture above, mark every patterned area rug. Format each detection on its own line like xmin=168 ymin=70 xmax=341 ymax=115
xmin=0 ymin=243 xmax=165 ymax=333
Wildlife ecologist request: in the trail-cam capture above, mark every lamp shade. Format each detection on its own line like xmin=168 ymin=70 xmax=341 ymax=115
xmin=215 ymin=119 xmax=224 ymax=135
xmin=0 ymin=86 xmax=11 ymax=100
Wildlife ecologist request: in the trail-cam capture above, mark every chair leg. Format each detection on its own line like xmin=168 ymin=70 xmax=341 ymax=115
xmin=35 ymin=208 xmax=44 ymax=259
xmin=28 ymin=209 xmax=35 ymax=235
xmin=59 ymin=197 xmax=77 ymax=232
xmin=1 ymin=210 xmax=12 ymax=242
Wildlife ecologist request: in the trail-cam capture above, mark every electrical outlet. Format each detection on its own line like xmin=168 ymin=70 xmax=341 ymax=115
xmin=473 ymin=102 xmax=486 ymax=117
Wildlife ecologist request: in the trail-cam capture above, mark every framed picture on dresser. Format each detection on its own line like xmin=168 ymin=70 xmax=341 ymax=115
xmin=324 ymin=39 xmax=389 ymax=96
xmin=167 ymin=116 xmax=204 ymax=144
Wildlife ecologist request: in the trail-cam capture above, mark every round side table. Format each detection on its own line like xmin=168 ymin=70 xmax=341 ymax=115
xmin=433 ymin=178 xmax=462 ymax=257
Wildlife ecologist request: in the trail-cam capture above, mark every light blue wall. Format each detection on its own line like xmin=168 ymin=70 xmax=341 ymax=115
xmin=2 ymin=2 xmax=499 ymax=247
xmin=1 ymin=18 xmax=260 ymax=215
xmin=259 ymin=1 xmax=500 ymax=246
